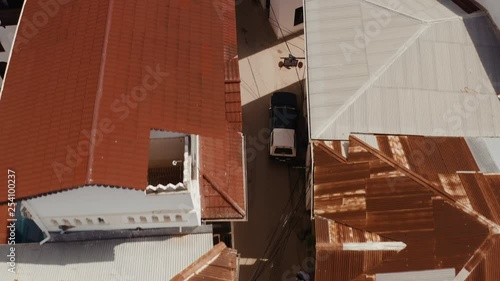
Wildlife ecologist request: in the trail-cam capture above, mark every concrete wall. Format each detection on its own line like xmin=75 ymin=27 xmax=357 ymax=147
xmin=148 ymin=137 xmax=185 ymax=168
xmin=477 ymin=0 xmax=500 ymax=29
xmin=269 ymin=0 xmax=303 ymax=39
xmin=23 ymin=184 xmax=202 ymax=232
xmin=0 ymin=26 xmax=16 ymax=84
xmin=259 ymin=0 xmax=267 ymax=9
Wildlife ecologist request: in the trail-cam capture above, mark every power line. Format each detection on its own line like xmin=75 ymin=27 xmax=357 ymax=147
xmin=270 ymin=5 xmax=292 ymax=55
xmin=269 ymin=4 xmax=305 ymax=95
xmin=249 ymin=171 xmax=308 ymax=281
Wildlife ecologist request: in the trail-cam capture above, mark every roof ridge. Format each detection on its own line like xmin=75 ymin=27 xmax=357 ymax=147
xmin=203 ymin=173 xmax=246 ymax=218
xmin=170 ymin=242 xmax=231 ymax=281
xmin=86 ymin=0 xmax=115 ymax=184
xmin=314 ymin=21 xmax=429 ymax=139
xmin=314 ymin=141 xmax=347 ymax=163
xmin=362 ymin=0 xmax=427 ymax=23
xmin=350 ymin=135 xmax=500 ymax=233
xmin=458 ymin=233 xmax=499 ymax=280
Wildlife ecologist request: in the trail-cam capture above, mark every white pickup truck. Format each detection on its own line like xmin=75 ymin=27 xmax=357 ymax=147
xmin=269 ymin=92 xmax=298 ymax=161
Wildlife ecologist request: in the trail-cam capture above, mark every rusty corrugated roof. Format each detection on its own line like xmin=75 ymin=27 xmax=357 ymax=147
xmin=465 ymin=235 xmax=500 ymax=281
xmin=315 ymin=217 xmax=398 ymax=281
xmin=170 ymin=242 xmax=239 ymax=281
xmin=0 ymin=0 xmax=244 ymax=220
xmin=313 ymin=136 xmax=500 ymax=281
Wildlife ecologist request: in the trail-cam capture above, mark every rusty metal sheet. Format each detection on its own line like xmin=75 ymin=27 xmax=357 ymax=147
xmin=315 ymin=248 xmax=397 ymax=281
xmin=314 ymin=135 xmax=498 ymax=280
xmin=465 ymin=236 xmax=500 ymax=281
xmin=459 ymin=173 xmax=500 ymax=225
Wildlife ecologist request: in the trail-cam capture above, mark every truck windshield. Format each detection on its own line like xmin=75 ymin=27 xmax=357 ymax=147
xmin=272 ymin=107 xmax=297 ymax=129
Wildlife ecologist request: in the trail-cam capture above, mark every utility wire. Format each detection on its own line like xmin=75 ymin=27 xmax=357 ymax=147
xmin=270 ymin=4 xmax=305 ymax=95
xmin=249 ymin=176 xmax=300 ymax=280
xmin=250 ymin=172 xmax=307 ymax=281
xmin=270 ymin=5 xmax=292 ymax=55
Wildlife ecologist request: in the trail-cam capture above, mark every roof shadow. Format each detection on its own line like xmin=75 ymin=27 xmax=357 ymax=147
xmin=463 ymin=15 xmax=500 ymax=94
xmin=0 ymin=226 xmax=211 ymax=265
xmin=236 ymin=0 xmax=304 ymax=59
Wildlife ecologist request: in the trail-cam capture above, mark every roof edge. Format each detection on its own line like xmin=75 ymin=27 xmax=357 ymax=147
xmin=314 ymin=141 xmax=347 ymax=163
xmin=170 ymin=242 xmax=229 ymax=281
xmin=313 ymin=23 xmax=429 ymax=139
xmin=1 ymin=184 xmax=141 ymax=204
xmin=202 ymin=173 xmax=246 ymax=218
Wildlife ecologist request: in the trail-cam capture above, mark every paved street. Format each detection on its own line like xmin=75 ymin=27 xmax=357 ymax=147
xmin=232 ymin=1 xmax=312 ymax=280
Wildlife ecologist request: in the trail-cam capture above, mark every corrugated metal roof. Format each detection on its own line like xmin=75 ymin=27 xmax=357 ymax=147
xmin=305 ymin=0 xmax=500 ymax=140
xmin=0 ymin=233 xmax=213 ymax=281
xmin=0 ymin=0 xmax=245 ymax=220
xmin=171 ymin=242 xmax=239 ymax=281
xmin=313 ymin=135 xmax=500 ymax=280
xmin=465 ymin=138 xmax=500 ymax=173
xmin=465 ymin=235 xmax=500 ymax=281
xmin=376 ymin=269 xmax=456 ymax=281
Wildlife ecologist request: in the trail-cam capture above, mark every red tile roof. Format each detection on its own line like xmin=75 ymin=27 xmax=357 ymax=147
xmin=0 ymin=204 xmax=8 ymax=244
xmin=313 ymin=136 xmax=500 ymax=281
xmin=0 ymin=0 xmax=245 ymax=219
xmin=171 ymin=242 xmax=239 ymax=281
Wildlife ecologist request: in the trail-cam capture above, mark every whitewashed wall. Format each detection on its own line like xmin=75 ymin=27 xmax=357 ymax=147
xmin=270 ymin=0 xmax=304 ymax=39
xmin=23 ymin=184 xmax=202 ymax=232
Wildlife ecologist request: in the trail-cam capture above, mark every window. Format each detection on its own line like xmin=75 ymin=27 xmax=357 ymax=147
xmin=275 ymin=148 xmax=293 ymax=155
xmin=148 ymin=131 xmax=187 ymax=186
xmin=294 ymin=7 xmax=304 ymax=26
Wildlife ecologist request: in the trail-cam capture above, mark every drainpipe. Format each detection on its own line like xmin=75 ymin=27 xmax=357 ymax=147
xmin=20 ymin=201 xmax=51 ymax=245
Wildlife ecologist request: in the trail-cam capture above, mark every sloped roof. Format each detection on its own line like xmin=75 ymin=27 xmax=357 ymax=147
xmin=305 ymin=0 xmax=500 ymax=140
xmin=0 ymin=232 xmax=213 ymax=281
xmin=171 ymin=242 xmax=239 ymax=281
xmin=0 ymin=0 xmax=245 ymax=219
xmin=0 ymin=204 xmax=8 ymax=243
xmin=315 ymin=216 xmax=401 ymax=281
xmin=313 ymin=135 xmax=500 ymax=281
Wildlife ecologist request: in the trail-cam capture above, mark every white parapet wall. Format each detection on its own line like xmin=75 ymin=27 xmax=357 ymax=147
xmin=477 ymin=0 xmax=500 ymax=29
xmin=22 ymin=184 xmax=202 ymax=232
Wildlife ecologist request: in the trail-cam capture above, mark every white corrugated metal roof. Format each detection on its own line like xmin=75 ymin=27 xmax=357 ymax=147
xmin=376 ymin=268 xmax=455 ymax=281
xmin=0 ymin=233 xmax=213 ymax=281
xmin=466 ymin=137 xmax=500 ymax=173
xmin=306 ymin=0 xmax=500 ymax=140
